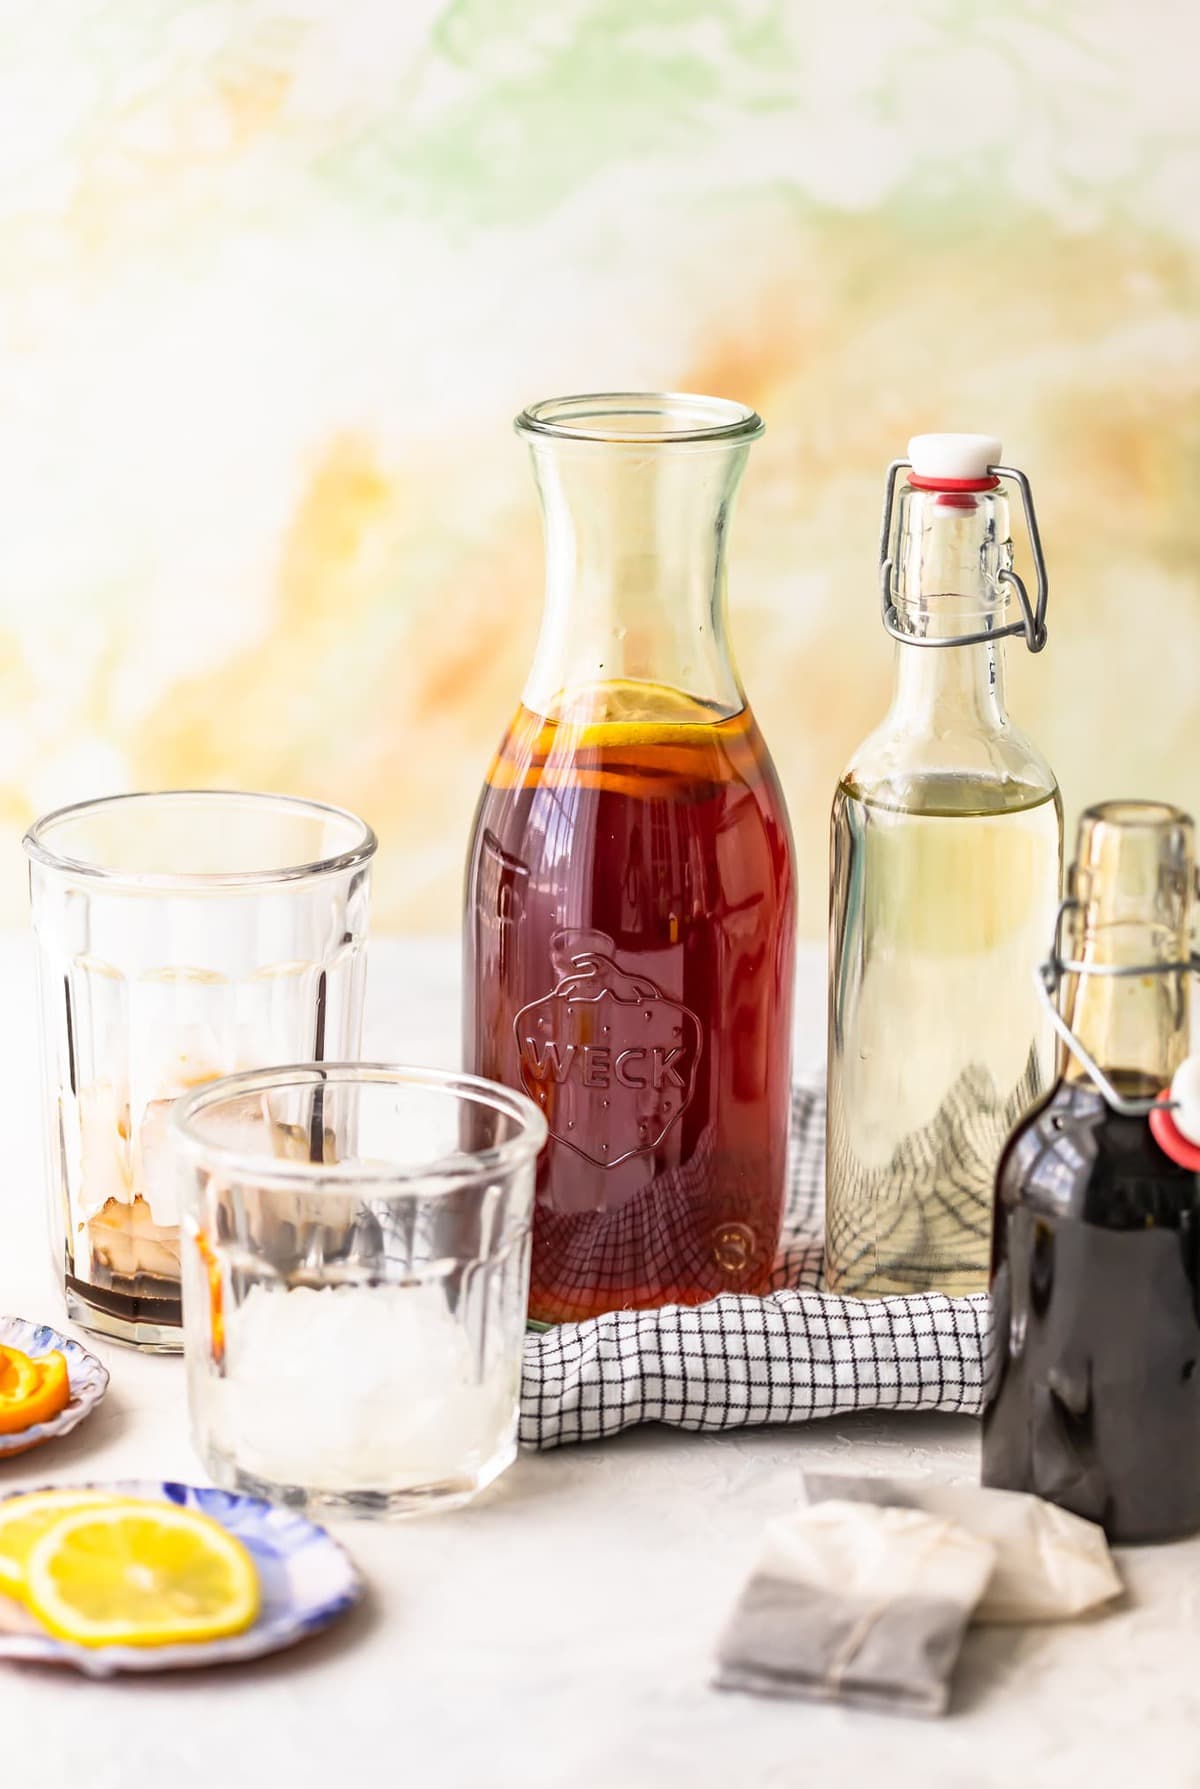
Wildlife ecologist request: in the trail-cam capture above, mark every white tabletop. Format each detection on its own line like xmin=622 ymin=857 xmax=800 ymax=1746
xmin=1 ymin=935 xmax=1195 ymax=1789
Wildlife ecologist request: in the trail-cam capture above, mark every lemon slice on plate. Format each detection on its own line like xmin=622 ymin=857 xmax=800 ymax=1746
xmin=0 ymin=1488 xmax=122 ymax=1600
xmin=24 ymin=1501 xmax=260 ymax=1648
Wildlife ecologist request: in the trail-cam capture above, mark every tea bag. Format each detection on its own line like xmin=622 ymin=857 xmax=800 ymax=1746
xmin=803 ymin=1474 xmax=1123 ymax=1624
xmin=713 ymin=1501 xmax=995 ymax=1716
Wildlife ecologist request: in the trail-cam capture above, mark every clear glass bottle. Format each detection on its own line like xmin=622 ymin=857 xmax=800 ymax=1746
xmin=983 ymin=801 xmax=1200 ymax=1543
xmin=463 ymin=393 xmax=796 ymax=1324
xmin=826 ymin=435 xmax=1063 ymax=1297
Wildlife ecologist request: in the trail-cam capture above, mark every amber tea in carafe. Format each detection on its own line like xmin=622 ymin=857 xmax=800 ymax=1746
xmin=464 ymin=395 xmax=796 ymax=1324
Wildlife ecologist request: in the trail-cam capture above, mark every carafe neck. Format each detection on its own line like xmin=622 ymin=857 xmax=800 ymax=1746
xmin=517 ymin=397 xmax=762 ymax=721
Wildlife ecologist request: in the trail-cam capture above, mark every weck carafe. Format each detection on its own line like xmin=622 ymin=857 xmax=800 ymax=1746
xmin=464 ymin=393 xmax=796 ymax=1324
xmin=826 ymin=434 xmax=1062 ymax=1298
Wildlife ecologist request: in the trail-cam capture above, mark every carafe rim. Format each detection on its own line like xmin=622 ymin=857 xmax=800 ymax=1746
xmin=516 ymin=390 xmax=764 ymax=448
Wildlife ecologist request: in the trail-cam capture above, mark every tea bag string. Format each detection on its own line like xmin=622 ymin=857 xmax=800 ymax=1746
xmin=822 ymin=1527 xmax=953 ymax=1697
xmin=825 ymin=1604 xmax=888 ymax=1696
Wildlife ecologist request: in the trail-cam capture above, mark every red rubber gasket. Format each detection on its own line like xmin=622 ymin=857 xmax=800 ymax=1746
xmin=908 ymin=473 xmax=1001 ymax=492
xmin=1149 ymin=1099 xmax=1200 ymax=1171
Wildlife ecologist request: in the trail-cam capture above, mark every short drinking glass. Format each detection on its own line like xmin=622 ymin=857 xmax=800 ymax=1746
xmin=172 ymin=1064 xmax=547 ymax=1516
xmin=23 ymin=791 xmax=376 ymax=1350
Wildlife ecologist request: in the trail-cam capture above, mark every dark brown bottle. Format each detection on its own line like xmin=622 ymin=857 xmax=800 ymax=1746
xmin=982 ymin=801 xmax=1200 ymax=1543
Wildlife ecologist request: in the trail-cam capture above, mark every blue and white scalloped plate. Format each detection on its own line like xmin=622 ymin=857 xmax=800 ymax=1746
xmin=0 ymin=1479 xmax=363 ymax=1676
xmin=0 ymin=1317 xmax=109 ymax=1460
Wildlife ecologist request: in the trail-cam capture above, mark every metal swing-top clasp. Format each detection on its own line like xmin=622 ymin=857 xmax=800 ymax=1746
xmin=878 ymin=453 xmax=1049 ymax=654
xmin=1034 ymin=898 xmax=1200 ymax=1119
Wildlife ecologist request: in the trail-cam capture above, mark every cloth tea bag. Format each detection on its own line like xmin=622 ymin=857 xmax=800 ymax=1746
xmin=802 ymin=1474 xmax=1123 ymax=1623
xmin=713 ymin=1500 xmax=995 ymax=1716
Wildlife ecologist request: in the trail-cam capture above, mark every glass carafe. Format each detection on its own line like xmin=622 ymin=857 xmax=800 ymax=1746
xmin=463 ymin=393 xmax=796 ymax=1324
xmin=826 ymin=435 xmax=1063 ymax=1298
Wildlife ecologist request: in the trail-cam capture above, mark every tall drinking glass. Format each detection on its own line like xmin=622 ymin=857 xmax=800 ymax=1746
xmin=23 ymin=791 xmax=376 ymax=1351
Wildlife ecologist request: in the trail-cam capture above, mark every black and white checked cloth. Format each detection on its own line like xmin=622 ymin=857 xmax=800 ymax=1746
xmin=519 ymin=1077 xmax=992 ymax=1449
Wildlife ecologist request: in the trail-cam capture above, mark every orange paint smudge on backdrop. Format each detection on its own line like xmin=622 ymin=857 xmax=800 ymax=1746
xmin=217 ymin=64 xmax=294 ymax=147
xmin=346 ymin=511 xmax=543 ymax=924
xmin=134 ymin=431 xmax=399 ymax=793
xmin=406 ymin=519 xmax=539 ymax=733
xmin=130 ymin=429 xmax=539 ymax=929
xmin=277 ymin=432 xmax=392 ymax=629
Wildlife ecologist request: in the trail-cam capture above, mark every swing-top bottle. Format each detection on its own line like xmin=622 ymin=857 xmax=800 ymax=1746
xmin=826 ymin=433 xmax=1063 ymax=1297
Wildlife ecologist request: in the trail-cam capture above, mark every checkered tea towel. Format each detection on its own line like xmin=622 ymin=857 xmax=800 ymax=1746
xmin=519 ymin=1077 xmax=992 ymax=1450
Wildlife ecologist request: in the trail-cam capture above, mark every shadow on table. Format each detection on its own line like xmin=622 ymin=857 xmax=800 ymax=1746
xmin=8 ymin=1582 xmax=381 ymax=1690
xmin=0 ymin=1390 xmax=132 ymax=1483
xmin=952 ymin=1621 xmax=1064 ymax=1716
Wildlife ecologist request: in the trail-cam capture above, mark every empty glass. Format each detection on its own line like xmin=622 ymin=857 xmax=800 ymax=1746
xmin=23 ymin=791 xmax=376 ymax=1350
xmin=171 ymin=1064 xmax=547 ymax=1516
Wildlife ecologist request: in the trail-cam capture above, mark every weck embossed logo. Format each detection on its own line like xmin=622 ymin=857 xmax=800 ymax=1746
xmin=514 ymin=931 xmax=703 ymax=1168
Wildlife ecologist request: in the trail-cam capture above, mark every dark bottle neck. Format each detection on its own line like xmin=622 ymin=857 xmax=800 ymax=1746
xmin=1063 ymin=803 xmax=1195 ymax=1090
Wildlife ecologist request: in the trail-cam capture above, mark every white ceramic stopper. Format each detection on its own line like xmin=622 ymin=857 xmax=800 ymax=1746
xmin=1169 ymin=1055 xmax=1200 ymax=1146
xmin=908 ymin=433 xmax=1002 ymax=481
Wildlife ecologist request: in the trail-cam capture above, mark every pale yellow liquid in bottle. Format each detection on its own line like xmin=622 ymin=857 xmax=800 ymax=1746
xmin=825 ymin=775 xmax=1062 ymax=1296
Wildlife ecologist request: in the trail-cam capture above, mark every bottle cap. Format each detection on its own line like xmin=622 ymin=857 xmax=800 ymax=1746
xmin=907 ymin=434 xmax=1002 ymax=482
xmin=1170 ymin=1057 xmax=1200 ymax=1145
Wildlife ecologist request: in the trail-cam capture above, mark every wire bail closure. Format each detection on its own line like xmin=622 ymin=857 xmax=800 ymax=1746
xmin=878 ymin=460 xmax=1049 ymax=654
xmin=1034 ymin=898 xmax=1200 ymax=1118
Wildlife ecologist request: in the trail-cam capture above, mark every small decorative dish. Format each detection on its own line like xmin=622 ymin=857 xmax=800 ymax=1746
xmin=0 ymin=1478 xmax=363 ymax=1676
xmin=0 ymin=1317 xmax=109 ymax=1460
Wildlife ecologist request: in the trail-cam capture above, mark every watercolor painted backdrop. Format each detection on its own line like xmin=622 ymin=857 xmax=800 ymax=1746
xmin=1 ymin=0 xmax=1197 ymax=934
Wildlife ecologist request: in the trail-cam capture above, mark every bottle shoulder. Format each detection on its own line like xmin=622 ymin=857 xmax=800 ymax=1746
xmin=841 ymin=714 xmax=1060 ymax=817
xmin=998 ymin=1078 xmax=1199 ymax=1227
